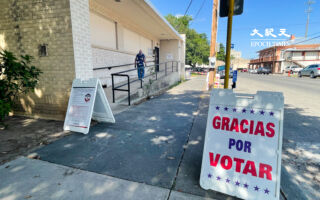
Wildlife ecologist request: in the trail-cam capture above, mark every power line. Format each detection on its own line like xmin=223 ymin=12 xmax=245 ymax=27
xmin=193 ymin=0 xmax=206 ymax=22
xmin=184 ymin=0 xmax=193 ymax=16
xmin=290 ymin=34 xmax=320 ymax=45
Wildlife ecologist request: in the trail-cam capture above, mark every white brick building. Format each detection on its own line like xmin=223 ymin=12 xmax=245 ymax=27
xmin=0 ymin=0 xmax=185 ymax=119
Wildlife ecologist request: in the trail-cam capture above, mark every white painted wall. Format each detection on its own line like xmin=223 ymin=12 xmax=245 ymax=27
xmin=123 ymin=27 xmax=153 ymax=54
xmin=70 ymin=0 xmax=93 ymax=80
xmin=90 ymin=12 xmax=116 ymax=49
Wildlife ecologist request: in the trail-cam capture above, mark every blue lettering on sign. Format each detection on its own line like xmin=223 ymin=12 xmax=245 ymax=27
xmin=232 ymin=70 xmax=238 ymax=83
xmin=228 ymin=138 xmax=251 ymax=153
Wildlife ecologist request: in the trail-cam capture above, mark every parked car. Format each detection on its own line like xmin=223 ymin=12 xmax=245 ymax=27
xmin=257 ymin=67 xmax=271 ymax=74
xmin=298 ymin=64 xmax=320 ymax=78
xmin=284 ymin=66 xmax=303 ymax=73
xmin=249 ymin=69 xmax=258 ymax=74
xmin=217 ymin=65 xmax=233 ymax=78
xmin=242 ymin=68 xmax=248 ymax=72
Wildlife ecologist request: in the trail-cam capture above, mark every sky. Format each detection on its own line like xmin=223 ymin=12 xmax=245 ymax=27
xmin=149 ymin=0 xmax=320 ymax=59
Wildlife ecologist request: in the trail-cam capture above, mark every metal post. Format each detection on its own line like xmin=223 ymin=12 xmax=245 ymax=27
xmin=224 ymin=0 xmax=234 ymax=89
xmin=172 ymin=61 xmax=174 ymax=72
xmin=112 ymin=74 xmax=115 ymax=103
xmin=127 ymin=75 xmax=131 ymax=106
xmin=165 ymin=62 xmax=167 ymax=76
xmin=155 ymin=65 xmax=158 ymax=80
xmin=140 ymin=79 xmax=142 ymax=88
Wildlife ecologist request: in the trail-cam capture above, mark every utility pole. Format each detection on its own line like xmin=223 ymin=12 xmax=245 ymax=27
xmin=210 ymin=0 xmax=219 ymax=59
xmin=305 ymin=0 xmax=315 ymax=38
xmin=207 ymin=0 xmax=219 ymax=90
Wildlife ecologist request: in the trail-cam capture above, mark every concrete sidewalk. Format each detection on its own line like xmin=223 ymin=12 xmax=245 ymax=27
xmin=1 ymin=76 xmax=235 ymax=200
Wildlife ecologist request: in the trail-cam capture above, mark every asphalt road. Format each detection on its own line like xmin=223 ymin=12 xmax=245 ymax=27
xmin=234 ymin=73 xmax=320 ymax=199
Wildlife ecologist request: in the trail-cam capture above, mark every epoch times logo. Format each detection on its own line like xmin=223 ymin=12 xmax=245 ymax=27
xmin=250 ymin=28 xmax=291 ymax=47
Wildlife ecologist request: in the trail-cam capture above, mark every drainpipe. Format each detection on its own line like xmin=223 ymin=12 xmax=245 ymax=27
xmin=273 ymin=46 xmax=276 ymax=73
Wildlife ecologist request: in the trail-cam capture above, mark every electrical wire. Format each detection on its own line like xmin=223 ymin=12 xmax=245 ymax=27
xmin=184 ymin=0 xmax=193 ymax=16
xmin=192 ymin=0 xmax=206 ymax=23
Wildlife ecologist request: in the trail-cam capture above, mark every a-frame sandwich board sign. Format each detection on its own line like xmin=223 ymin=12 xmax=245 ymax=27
xmin=63 ymin=78 xmax=115 ymax=134
xmin=200 ymin=90 xmax=284 ymax=200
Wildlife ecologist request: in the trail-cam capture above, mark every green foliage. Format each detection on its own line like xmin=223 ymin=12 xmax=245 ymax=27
xmin=165 ymin=14 xmax=210 ymax=67
xmin=217 ymin=43 xmax=226 ymax=61
xmin=0 ymin=50 xmax=42 ymax=124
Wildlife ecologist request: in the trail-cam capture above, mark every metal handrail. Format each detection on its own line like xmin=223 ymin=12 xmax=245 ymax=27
xmin=93 ymin=61 xmax=155 ymax=71
xmin=111 ymin=61 xmax=179 ymax=105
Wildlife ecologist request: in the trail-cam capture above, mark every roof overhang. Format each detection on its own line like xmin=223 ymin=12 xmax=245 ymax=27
xmin=284 ymin=48 xmax=320 ymax=52
xmin=91 ymin=0 xmax=183 ymax=41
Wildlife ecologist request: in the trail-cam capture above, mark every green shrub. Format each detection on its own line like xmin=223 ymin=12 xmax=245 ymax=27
xmin=0 ymin=50 xmax=42 ymax=127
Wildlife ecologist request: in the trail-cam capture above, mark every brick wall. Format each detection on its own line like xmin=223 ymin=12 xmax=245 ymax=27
xmin=69 ymin=0 xmax=93 ymax=80
xmin=0 ymin=0 xmax=76 ymax=119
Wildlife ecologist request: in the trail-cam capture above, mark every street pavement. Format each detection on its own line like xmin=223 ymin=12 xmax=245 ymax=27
xmin=0 ymin=76 xmax=236 ymax=200
xmin=234 ymin=73 xmax=320 ymax=200
xmin=0 ymin=74 xmax=318 ymax=200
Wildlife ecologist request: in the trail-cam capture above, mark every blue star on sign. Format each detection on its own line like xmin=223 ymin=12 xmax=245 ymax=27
xmin=216 ymin=176 xmax=221 ymax=181
xmin=233 ymin=108 xmax=237 ymax=112
xmin=269 ymin=111 xmax=274 ymax=116
xmin=250 ymin=109 xmax=254 ymax=114
xmin=242 ymin=108 xmax=246 ymax=113
xmin=260 ymin=110 xmax=265 ymax=115
xmin=243 ymin=183 xmax=249 ymax=188
xmin=226 ymin=178 xmax=230 ymax=183
xmin=208 ymin=173 xmax=212 ymax=178
xmin=216 ymin=106 xmax=220 ymax=110
xmin=224 ymin=107 xmax=228 ymax=111
xmin=264 ymin=188 xmax=270 ymax=194
xmin=235 ymin=181 xmax=240 ymax=186
xmin=254 ymin=186 xmax=259 ymax=191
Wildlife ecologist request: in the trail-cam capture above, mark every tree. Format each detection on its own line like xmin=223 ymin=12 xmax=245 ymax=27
xmin=217 ymin=43 xmax=226 ymax=61
xmin=165 ymin=14 xmax=210 ymax=67
xmin=0 ymin=50 xmax=42 ymax=127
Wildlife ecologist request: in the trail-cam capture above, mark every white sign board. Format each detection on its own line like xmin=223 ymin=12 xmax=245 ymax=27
xmin=209 ymin=57 xmax=216 ymax=68
xmin=200 ymin=90 xmax=284 ymax=200
xmin=64 ymin=78 xmax=115 ymax=134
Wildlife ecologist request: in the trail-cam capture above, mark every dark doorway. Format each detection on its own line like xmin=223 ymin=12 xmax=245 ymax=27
xmin=154 ymin=47 xmax=159 ymax=72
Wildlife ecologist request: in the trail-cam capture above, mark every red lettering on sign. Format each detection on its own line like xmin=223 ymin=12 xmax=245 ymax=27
xmin=266 ymin=123 xmax=275 ymax=137
xmin=254 ymin=121 xmax=265 ymax=136
xmin=249 ymin=120 xmax=254 ymax=134
xmin=230 ymin=118 xmax=239 ymax=132
xmin=222 ymin=117 xmax=230 ymax=131
xmin=208 ymin=152 xmax=273 ymax=181
xmin=212 ymin=116 xmax=221 ymax=129
xmin=221 ymin=156 xmax=232 ymax=170
xmin=240 ymin=119 xmax=248 ymax=133
xmin=209 ymin=152 xmax=220 ymax=167
xmin=234 ymin=157 xmax=245 ymax=172
xmin=211 ymin=116 xmax=276 ymax=138
xmin=259 ymin=163 xmax=273 ymax=180
xmin=243 ymin=160 xmax=257 ymax=177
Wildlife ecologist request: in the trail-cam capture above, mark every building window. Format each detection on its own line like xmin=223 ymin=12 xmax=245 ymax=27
xmin=39 ymin=44 xmax=48 ymax=57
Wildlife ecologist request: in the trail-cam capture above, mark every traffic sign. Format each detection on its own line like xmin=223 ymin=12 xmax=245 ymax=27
xmin=219 ymin=0 xmax=244 ymax=17
xmin=232 ymin=70 xmax=238 ymax=83
xmin=200 ymin=90 xmax=284 ymax=200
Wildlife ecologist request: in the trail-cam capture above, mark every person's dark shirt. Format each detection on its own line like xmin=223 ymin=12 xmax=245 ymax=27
xmin=136 ymin=53 xmax=145 ymax=67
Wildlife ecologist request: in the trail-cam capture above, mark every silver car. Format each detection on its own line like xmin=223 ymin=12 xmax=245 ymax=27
xmin=298 ymin=64 xmax=320 ymax=78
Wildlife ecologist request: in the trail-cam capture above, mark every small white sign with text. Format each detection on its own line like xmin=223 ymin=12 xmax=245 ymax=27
xmin=64 ymin=78 xmax=115 ymax=134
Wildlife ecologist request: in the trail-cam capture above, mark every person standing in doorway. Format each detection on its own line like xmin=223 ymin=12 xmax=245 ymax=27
xmin=135 ymin=50 xmax=146 ymax=80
